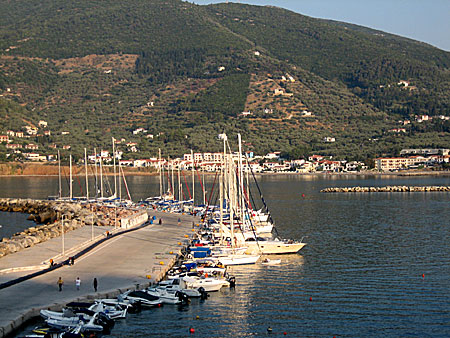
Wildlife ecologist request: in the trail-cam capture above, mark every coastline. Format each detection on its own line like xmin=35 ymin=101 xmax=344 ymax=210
xmin=0 ymin=162 xmax=449 ymax=177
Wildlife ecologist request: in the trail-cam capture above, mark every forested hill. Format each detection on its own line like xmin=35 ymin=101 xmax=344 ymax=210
xmin=0 ymin=0 xmax=449 ymax=161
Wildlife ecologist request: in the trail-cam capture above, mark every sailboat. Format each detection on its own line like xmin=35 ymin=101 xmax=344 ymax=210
xmin=211 ymin=133 xmax=260 ymax=266
xmin=217 ymin=133 xmax=307 ymax=256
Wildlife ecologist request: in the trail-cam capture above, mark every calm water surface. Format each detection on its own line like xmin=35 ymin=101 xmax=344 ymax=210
xmin=3 ymin=174 xmax=449 ymax=337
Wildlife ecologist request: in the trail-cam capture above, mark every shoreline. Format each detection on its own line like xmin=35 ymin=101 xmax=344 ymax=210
xmin=1 ymin=170 xmax=449 ymax=178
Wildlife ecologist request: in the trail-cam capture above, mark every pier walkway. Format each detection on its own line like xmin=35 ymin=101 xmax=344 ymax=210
xmin=0 ymin=210 xmax=198 ymax=337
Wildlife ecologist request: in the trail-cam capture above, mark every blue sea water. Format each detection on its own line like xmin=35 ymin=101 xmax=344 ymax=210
xmin=3 ymin=174 xmax=450 ymax=337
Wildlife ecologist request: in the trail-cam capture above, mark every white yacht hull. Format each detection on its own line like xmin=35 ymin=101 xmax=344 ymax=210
xmin=218 ymin=254 xmax=260 ymax=266
xmin=245 ymin=242 xmax=306 ymax=255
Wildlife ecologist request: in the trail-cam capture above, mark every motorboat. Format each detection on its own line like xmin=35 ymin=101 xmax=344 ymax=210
xmin=182 ymin=275 xmax=230 ymax=292
xmin=218 ymin=254 xmax=260 ymax=266
xmin=155 ymin=282 xmax=204 ymax=298
xmin=244 ymin=237 xmax=306 ymax=255
xmin=146 ymin=288 xmax=181 ymax=305
xmin=45 ymin=312 xmax=113 ymax=334
xmin=261 ymin=258 xmax=281 ymax=265
xmin=121 ymin=290 xmax=162 ymax=308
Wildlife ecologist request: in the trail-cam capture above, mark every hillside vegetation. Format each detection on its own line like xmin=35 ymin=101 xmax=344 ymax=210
xmin=0 ymin=0 xmax=449 ymax=161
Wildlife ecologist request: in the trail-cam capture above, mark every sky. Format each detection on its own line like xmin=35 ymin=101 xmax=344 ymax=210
xmin=191 ymin=0 xmax=450 ymax=51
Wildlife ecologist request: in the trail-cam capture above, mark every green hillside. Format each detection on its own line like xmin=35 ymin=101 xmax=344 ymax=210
xmin=0 ymin=0 xmax=449 ymax=161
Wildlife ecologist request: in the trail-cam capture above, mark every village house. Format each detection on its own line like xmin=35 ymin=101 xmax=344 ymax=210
xmin=264 ymin=152 xmax=280 ymax=160
xmin=133 ymin=128 xmax=147 ymax=135
xmin=239 ymin=111 xmax=252 ymax=117
xmin=119 ymin=160 xmax=134 ymax=166
xmin=296 ymin=161 xmax=315 ymax=173
xmin=7 ymin=130 xmax=15 ymax=137
xmin=324 ymin=137 xmax=336 ymax=143
xmin=318 ymin=160 xmax=343 ymax=172
xmin=15 ymin=131 xmax=24 ymax=138
xmin=0 ymin=135 xmax=9 ymax=143
xmin=62 ymin=145 xmax=71 ymax=150
xmin=44 ymin=130 xmax=51 ymax=136
xmin=389 ymin=128 xmax=406 ymax=133
xmin=6 ymin=143 xmax=22 ymax=149
xmin=273 ymin=88 xmax=293 ymax=97
xmin=24 ymin=153 xmax=46 ymax=161
xmin=38 ymin=120 xmax=48 ymax=128
xmin=24 ymin=126 xmax=38 ymax=135
xmin=25 ymin=143 xmax=39 ymax=150
xmin=309 ymin=155 xmax=324 ymax=162
xmin=374 ymin=156 xmax=428 ymax=171
xmin=345 ymin=161 xmax=368 ymax=172
xmin=416 ymin=115 xmax=430 ymax=122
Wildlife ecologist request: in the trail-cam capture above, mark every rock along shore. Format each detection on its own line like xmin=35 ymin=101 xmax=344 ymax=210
xmin=320 ymin=186 xmax=450 ymax=193
xmin=0 ymin=198 xmax=138 ymax=258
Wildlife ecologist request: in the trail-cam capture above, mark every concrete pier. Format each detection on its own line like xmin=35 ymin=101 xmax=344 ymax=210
xmin=0 ymin=210 xmax=199 ymax=337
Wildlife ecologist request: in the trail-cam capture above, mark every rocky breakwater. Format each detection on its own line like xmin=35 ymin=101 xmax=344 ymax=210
xmin=320 ymin=186 xmax=450 ymax=193
xmin=0 ymin=199 xmax=140 ymax=258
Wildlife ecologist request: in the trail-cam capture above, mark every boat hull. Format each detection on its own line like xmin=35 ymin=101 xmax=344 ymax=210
xmin=245 ymin=242 xmax=306 ymax=255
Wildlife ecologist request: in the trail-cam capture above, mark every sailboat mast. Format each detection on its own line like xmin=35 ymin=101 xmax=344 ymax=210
xmin=100 ymin=156 xmax=104 ymax=198
xmin=112 ymin=137 xmax=117 ymax=198
xmin=202 ymin=168 xmax=206 ymax=205
xmin=171 ymin=158 xmax=174 ymax=197
xmin=58 ymin=150 xmax=62 ymax=199
xmin=238 ymin=134 xmax=245 ymax=228
xmin=229 ymin=153 xmax=234 ymax=248
xmin=191 ymin=149 xmax=194 ymax=204
xmin=84 ymin=148 xmax=89 ymax=200
xmin=118 ymin=158 xmax=122 ymax=201
xmin=177 ymin=164 xmax=181 ymax=200
xmin=94 ymin=148 xmax=98 ymax=198
xmin=69 ymin=154 xmax=73 ymax=200
xmin=159 ymin=148 xmax=162 ymax=197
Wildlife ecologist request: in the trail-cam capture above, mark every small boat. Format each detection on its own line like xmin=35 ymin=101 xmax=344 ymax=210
xmin=218 ymin=254 xmax=260 ymax=266
xmin=45 ymin=312 xmax=113 ymax=334
xmin=182 ymin=276 xmax=230 ymax=292
xmin=146 ymin=288 xmax=181 ymax=305
xmin=261 ymin=258 xmax=281 ymax=265
xmin=121 ymin=290 xmax=162 ymax=308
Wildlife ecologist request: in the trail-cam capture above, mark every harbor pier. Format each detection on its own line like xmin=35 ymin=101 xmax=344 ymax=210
xmin=0 ymin=209 xmax=199 ymax=337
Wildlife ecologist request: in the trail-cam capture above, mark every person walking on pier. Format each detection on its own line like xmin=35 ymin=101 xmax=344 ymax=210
xmin=178 ymin=217 xmax=181 ymax=226
xmin=93 ymin=277 xmax=98 ymax=292
xmin=75 ymin=277 xmax=81 ymax=291
xmin=57 ymin=277 xmax=64 ymax=292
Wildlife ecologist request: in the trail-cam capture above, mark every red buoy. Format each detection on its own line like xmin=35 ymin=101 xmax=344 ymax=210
xmin=309 ymin=297 xmax=312 ymax=301
xmin=284 ymin=332 xmax=287 ymax=335
xmin=302 ymin=194 xmax=305 ymax=197
xmin=189 ymin=327 xmax=195 ymax=334
xmin=422 ymin=274 xmax=425 ymax=278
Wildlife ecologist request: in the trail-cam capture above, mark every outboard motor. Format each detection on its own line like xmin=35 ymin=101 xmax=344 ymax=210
xmin=128 ymin=301 xmax=141 ymax=314
xmin=96 ymin=312 xmax=115 ymax=333
xmin=228 ymin=276 xmax=236 ymax=288
xmin=176 ymin=291 xmax=190 ymax=305
xmin=198 ymin=287 xmax=209 ymax=300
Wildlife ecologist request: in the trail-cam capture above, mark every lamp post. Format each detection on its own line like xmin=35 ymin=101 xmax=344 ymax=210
xmin=61 ymin=214 xmax=65 ymax=256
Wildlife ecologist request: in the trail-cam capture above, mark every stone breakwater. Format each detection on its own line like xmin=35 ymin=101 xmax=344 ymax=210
xmin=320 ymin=186 xmax=450 ymax=193
xmin=0 ymin=199 xmax=138 ymax=258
